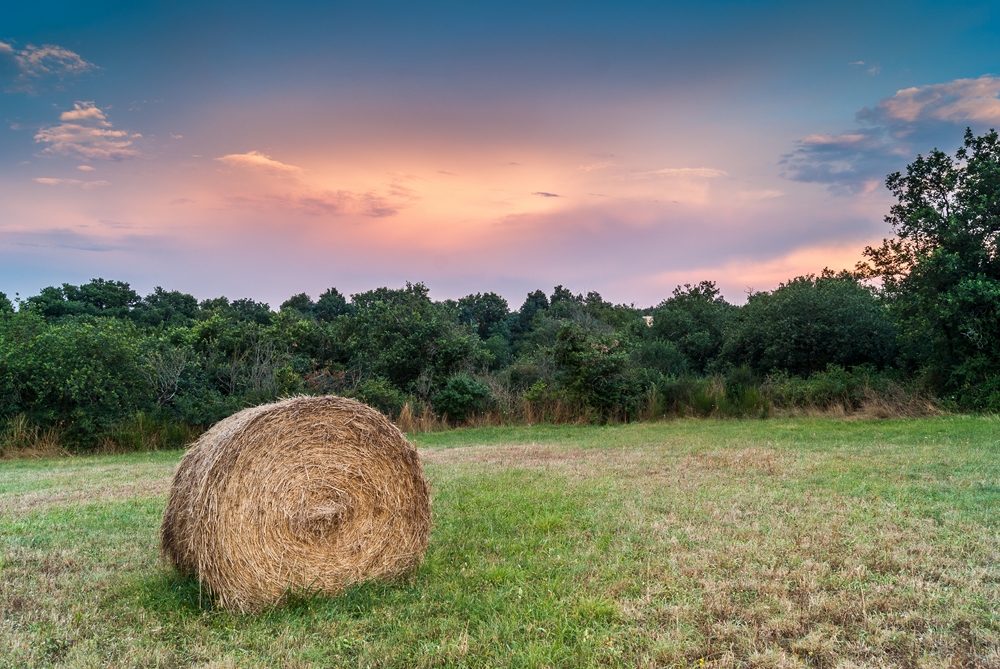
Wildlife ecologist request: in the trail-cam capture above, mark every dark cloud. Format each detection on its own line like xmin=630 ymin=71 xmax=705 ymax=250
xmin=532 ymin=191 xmax=559 ymax=197
xmin=0 ymin=41 xmax=96 ymax=93
xmin=781 ymin=76 xmax=1000 ymax=194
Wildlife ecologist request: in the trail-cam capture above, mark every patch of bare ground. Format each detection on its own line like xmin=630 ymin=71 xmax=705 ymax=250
xmin=0 ymin=458 xmax=178 ymax=514
xmin=0 ymin=478 xmax=172 ymax=514
xmin=422 ymin=442 xmax=789 ymax=479
xmin=422 ymin=442 xmax=598 ymax=467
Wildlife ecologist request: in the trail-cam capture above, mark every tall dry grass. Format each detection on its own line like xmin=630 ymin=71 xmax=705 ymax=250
xmin=0 ymin=414 xmax=68 ymax=459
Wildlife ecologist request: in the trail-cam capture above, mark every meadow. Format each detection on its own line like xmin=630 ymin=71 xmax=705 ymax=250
xmin=1 ymin=416 xmax=999 ymax=668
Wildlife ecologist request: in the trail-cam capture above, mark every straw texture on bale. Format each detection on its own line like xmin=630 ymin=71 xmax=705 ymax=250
xmin=161 ymin=395 xmax=431 ymax=612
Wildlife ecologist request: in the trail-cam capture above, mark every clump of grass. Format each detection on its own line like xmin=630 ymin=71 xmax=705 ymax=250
xmin=96 ymin=414 xmax=201 ymax=454
xmin=765 ymin=365 xmax=942 ymax=418
xmin=0 ymin=414 xmax=67 ymax=459
xmin=394 ymin=402 xmax=448 ymax=433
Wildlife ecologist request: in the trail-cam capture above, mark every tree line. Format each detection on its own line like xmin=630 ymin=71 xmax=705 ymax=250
xmin=2 ymin=129 xmax=999 ymax=451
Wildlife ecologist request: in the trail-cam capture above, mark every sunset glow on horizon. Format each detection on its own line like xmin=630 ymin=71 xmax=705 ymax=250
xmin=4 ymin=1 xmax=1000 ymax=307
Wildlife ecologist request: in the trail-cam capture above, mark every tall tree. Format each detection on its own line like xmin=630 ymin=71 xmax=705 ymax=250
xmin=859 ymin=128 xmax=1000 ymax=407
xmin=315 ymin=287 xmax=352 ymax=321
xmin=458 ymin=292 xmax=510 ymax=339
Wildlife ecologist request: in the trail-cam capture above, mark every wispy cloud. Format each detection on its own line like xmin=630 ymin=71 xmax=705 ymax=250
xmin=627 ymin=167 xmax=727 ymax=179
xmin=34 ymin=177 xmax=110 ymax=189
xmin=0 ymin=41 xmax=96 ymax=93
xmin=782 ymin=76 xmax=1000 ymax=193
xmin=532 ymin=191 xmax=560 ymax=197
xmin=228 ymin=189 xmax=398 ymax=218
xmin=578 ymin=160 xmax=617 ymax=172
xmin=215 ymin=151 xmax=301 ymax=173
xmin=34 ymin=102 xmax=141 ymax=160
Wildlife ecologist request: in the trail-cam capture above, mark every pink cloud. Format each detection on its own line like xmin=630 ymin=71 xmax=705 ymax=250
xmin=227 ymin=189 xmax=398 ymax=218
xmin=626 ymin=167 xmax=728 ymax=179
xmin=868 ymin=76 xmax=1000 ymax=124
xmin=34 ymin=177 xmax=110 ymax=189
xmin=215 ymin=151 xmax=301 ymax=173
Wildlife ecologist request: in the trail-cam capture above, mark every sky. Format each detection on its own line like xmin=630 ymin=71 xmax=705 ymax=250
xmin=3 ymin=0 xmax=1000 ymax=309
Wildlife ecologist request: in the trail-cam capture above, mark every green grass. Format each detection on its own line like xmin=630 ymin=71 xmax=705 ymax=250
xmin=2 ymin=416 xmax=1000 ymax=667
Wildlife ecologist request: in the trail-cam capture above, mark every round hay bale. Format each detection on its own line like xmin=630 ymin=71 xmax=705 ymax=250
xmin=160 ymin=395 xmax=431 ymax=612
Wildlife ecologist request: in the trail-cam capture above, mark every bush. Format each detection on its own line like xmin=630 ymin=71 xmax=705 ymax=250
xmin=722 ymin=272 xmax=897 ymax=377
xmin=432 ymin=374 xmax=492 ymax=423
xmin=0 ymin=313 xmax=154 ymax=446
xmin=353 ymin=377 xmax=409 ymax=417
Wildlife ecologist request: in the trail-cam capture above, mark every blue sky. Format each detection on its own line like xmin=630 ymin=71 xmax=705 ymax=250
xmin=2 ymin=1 xmax=999 ymax=306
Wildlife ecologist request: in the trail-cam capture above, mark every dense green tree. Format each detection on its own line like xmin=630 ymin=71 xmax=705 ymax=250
xmin=0 ymin=292 xmax=11 ymax=315
xmin=341 ymin=283 xmax=486 ymax=396
xmin=197 ymin=296 xmax=273 ymax=324
xmin=280 ymin=292 xmax=316 ymax=316
xmin=230 ymin=298 xmax=273 ymax=324
xmin=432 ymin=373 xmax=491 ymax=423
xmin=859 ymin=128 xmax=1000 ymax=408
xmin=552 ymin=320 xmax=643 ymax=420
xmin=508 ymin=289 xmax=549 ymax=340
xmin=198 ymin=296 xmax=232 ymax=316
xmin=133 ymin=287 xmax=199 ymax=327
xmin=0 ymin=313 xmax=153 ymax=443
xmin=26 ymin=278 xmax=140 ymax=320
xmin=548 ymin=285 xmax=585 ymax=319
xmin=582 ymin=291 xmax=640 ymax=331
xmin=649 ymin=281 xmax=735 ymax=374
xmin=458 ymin=292 xmax=510 ymax=339
xmin=315 ymin=287 xmax=352 ymax=321
xmin=722 ymin=272 xmax=897 ymax=377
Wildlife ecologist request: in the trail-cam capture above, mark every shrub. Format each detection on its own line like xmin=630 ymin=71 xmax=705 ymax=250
xmin=353 ymin=377 xmax=409 ymax=417
xmin=432 ymin=374 xmax=492 ymax=423
xmin=722 ymin=272 xmax=897 ymax=376
xmin=0 ymin=313 xmax=154 ymax=446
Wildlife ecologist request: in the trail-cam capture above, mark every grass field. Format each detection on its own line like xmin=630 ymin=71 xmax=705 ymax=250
xmin=2 ymin=417 xmax=999 ymax=668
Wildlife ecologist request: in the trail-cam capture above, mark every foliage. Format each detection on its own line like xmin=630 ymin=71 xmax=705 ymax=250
xmin=458 ymin=292 xmax=510 ymax=340
xmin=552 ymin=321 xmax=643 ymax=421
xmin=352 ymin=377 xmax=409 ymax=417
xmin=649 ymin=281 xmax=735 ymax=374
xmin=280 ymin=292 xmax=316 ymax=316
xmin=132 ymin=287 xmax=199 ymax=328
xmin=25 ymin=278 xmax=140 ymax=320
xmin=722 ymin=271 xmax=897 ymax=377
xmin=859 ymin=128 xmax=1000 ymax=409
xmin=341 ymin=283 xmax=487 ymax=397
xmin=0 ymin=313 xmax=153 ymax=445
xmin=431 ymin=373 xmax=492 ymax=423
xmin=315 ymin=287 xmax=352 ymax=321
